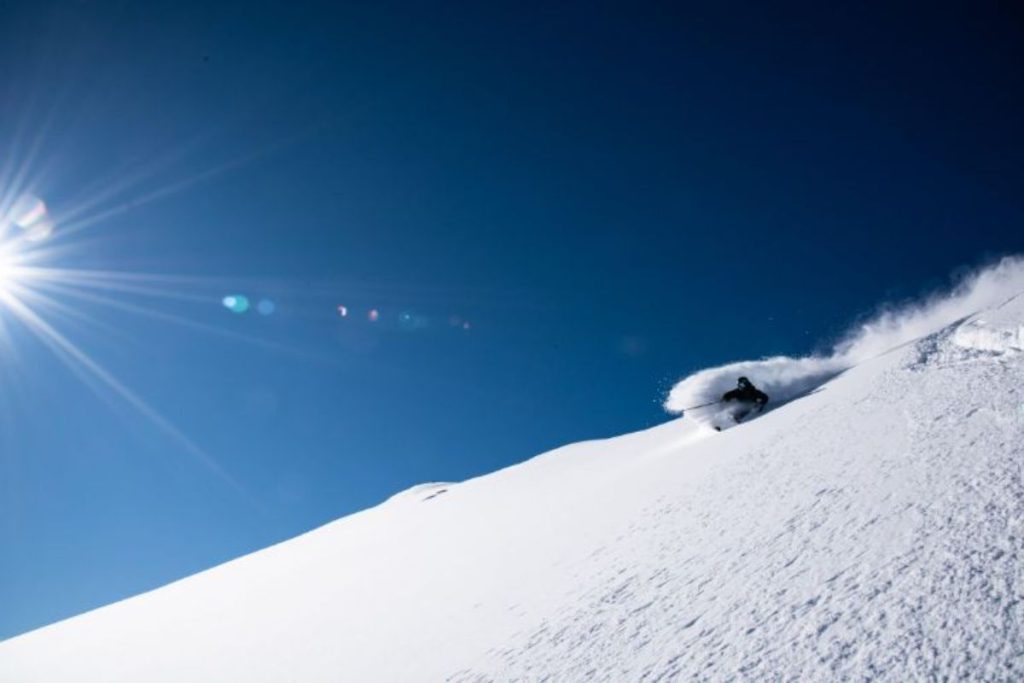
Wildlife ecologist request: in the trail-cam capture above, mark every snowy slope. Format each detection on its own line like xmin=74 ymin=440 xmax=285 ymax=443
xmin=2 ymin=293 xmax=1024 ymax=681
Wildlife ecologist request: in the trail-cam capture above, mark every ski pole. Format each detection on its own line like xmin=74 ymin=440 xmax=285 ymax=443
xmin=679 ymin=400 xmax=722 ymax=412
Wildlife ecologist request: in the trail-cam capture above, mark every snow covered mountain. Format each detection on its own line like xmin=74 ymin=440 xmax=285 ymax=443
xmin=2 ymin=266 xmax=1024 ymax=681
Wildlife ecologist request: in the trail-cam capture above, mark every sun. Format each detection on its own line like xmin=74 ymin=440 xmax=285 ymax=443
xmin=0 ymin=194 xmax=47 ymax=292
xmin=0 ymin=239 xmax=22 ymax=298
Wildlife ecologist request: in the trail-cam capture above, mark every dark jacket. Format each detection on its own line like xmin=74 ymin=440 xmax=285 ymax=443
xmin=722 ymin=383 xmax=769 ymax=407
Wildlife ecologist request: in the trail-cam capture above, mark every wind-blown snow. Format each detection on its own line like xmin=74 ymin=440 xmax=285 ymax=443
xmin=2 ymin=264 xmax=1024 ymax=681
xmin=665 ymin=256 xmax=1024 ymax=428
xmin=662 ymin=355 xmax=846 ymax=428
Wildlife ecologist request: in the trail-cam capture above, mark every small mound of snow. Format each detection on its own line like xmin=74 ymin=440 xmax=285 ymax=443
xmin=952 ymin=320 xmax=1023 ymax=354
xmin=952 ymin=294 xmax=1024 ymax=354
xmin=386 ymin=482 xmax=453 ymax=503
xmin=910 ymin=293 xmax=1024 ymax=369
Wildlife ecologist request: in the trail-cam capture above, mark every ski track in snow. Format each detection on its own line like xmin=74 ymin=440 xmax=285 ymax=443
xmin=2 ymin=296 xmax=1024 ymax=681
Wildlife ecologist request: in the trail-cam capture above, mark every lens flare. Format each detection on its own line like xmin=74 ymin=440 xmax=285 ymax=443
xmin=222 ymin=295 xmax=250 ymax=313
xmin=25 ymin=218 xmax=55 ymax=242
xmin=10 ymin=194 xmax=47 ymax=228
xmin=398 ymin=311 xmax=429 ymax=331
xmin=7 ymin=194 xmax=55 ymax=242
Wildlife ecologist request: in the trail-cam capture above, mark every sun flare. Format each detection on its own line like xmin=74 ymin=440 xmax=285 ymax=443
xmin=0 ymin=188 xmax=241 ymax=487
xmin=0 ymin=231 xmax=27 ymax=300
xmin=0 ymin=251 xmax=14 ymax=294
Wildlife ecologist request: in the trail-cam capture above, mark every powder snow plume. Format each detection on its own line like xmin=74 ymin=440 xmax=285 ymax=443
xmin=665 ymin=255 xmax=1024 ymax=425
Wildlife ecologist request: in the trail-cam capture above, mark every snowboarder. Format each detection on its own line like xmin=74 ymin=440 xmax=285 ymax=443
xmin=721 ymin=376 xmax=769 ymax=423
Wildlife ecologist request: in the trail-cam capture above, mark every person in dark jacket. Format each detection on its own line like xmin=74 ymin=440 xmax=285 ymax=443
xmin=721 ymin=376 xmax=769 ymax=423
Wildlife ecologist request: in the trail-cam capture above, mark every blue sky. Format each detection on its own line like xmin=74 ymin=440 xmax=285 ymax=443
xmin=1 ymin=1 xmax=1022 ymax=639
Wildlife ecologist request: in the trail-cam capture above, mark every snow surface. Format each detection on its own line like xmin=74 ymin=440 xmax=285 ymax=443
xmin=2 ymin=271 xmax=1024 ymax=681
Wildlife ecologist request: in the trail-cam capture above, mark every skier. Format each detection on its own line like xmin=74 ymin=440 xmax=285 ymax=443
xmin=721 ymin=376 xmax=769 ymax=423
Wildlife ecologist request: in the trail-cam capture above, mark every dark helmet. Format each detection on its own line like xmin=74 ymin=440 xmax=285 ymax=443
xmin=738 ymin=376 xmax=752 ymax=387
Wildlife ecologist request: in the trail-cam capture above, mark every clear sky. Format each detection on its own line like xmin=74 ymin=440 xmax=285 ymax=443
xmin=0 ymin=1 xmax=1021 ymax=640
